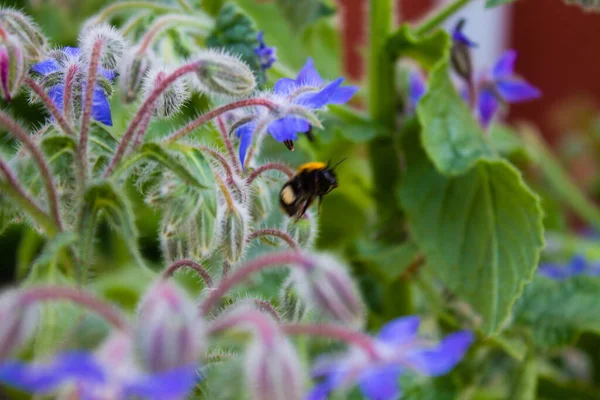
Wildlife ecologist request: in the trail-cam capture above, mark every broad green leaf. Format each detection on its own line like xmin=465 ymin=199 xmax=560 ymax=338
xmin=386 ymin=25 xmax=450 ymax=69
xmin=522 ymin=128 xmax=600 ymax=234
xmin=112 ymin=142 xmax=207 ymax=189
xmin=417 ymin=59 xmax=495 ymax=175
xmin=399 ymin=134 xmax=544 ymax=335
xmin=508 ymin=348 xmax=538 ymax=400
xmin=354 ymin=239 xmax=420 ymax=282
xmin=168 ymin=143 xmax=216 ymax=207
xmin=274 ymin=0 xmax=330 ymax=31
xmin=513 ymin=275 xmax=600 ymax=348
xmin=486 ymin=0 xmax=519 ymax=7
xmin=80 ymin=181 xmax=152 ymax=277
xmin=89 ymin=124 xmax=119 ymax=174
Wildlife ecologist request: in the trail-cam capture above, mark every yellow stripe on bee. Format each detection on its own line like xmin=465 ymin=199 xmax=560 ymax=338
xmin=297 ymin=162 xmax=326 ymax=173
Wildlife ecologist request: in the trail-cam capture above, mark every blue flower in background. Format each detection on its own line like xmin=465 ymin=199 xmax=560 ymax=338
xmin=0 ymin=343 xmax=199 ymax=399
xmin=407 ymin=69 xmax=426 ymax=112
xmin=236 ymin=58 xmax=358 ymax=168
xmin=255 ymin=31 xmax=276 ymax=72
xmin=31 ymin=46 xmax=115 ymax=126
xmin=477 ymin=50 xmax=541 ymax=128
xmin=538 ymin=254 xmax=600 ymax=280
xmin=306 ymin=316 xmax=474 ymax=400
xmin=451 ymin=19 xmax=477 ymax=48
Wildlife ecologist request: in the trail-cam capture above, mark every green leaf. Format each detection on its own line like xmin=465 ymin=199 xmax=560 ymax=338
xmin=486 ymin=0 xmax=519 ymax=7
xmin=417 ymin=59 xmax=495 ymax=175
xmin=401 ymin=374 xmax=459 ymax=400
xmin=513 ymin=275 xmax=600 ymax=348
xmin=274 ymin=0 xmax=324 ymax=31
xmin=354 ymin=239 xmax=420 ymax=282
xmin=399 ymin=134 xmax=544 ymax=335
xmin=80 ymin=181 xmax=152 ymax=278
xmin=167 ymin=143 xmax=216 ymax=201
xmin=112 ymin=142 xmax=207 ymax=189
xmin=386 ymin=25 xmax=450 ymax=69
xmin=508 ymin=348 xmax=538 ymax=400
xmin=489 ymin=124 xmax=528 ymax=159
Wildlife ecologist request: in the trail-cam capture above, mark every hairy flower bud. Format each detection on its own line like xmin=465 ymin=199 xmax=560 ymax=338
xmin=292 ymin=254 xmax=365 ymax=328
xmin=189 ymin=193 xmax=220 ymax=259
xmin=0 ymin=289 xmax=38 ymax=360
xmin=219 ymin=201 xmax=249 ymax=263
xmin=281 ymin=212 xmax=317 ymax=248
xmin=279 ymin=277 xmax=307 ymax=322
xmin=249 ymin=180 xmax=271 ymax=223
xmin=0 ymin=8 xmax=46 ymax=60
xmin=193 ymin=50 xmax=256 ymax=97
xmin=135 ymin=280 xmax=205 ymax=373
xmin=142 ymin=66 xmax=189 ymax=118
xmin=0 ymin=33 xmax=25 ymax=102
xmin=79 ymin=24 xmax=126 ymax=70
xmin=245 ymin=334 xmax=304 ymax=400
xmin=120 ymin=48 xmax=152 ymax=103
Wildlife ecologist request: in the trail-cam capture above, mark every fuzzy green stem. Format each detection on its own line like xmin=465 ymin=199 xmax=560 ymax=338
xmin=247 ymin=228 xmax=298 ymax=249
xmin=162 ymin=259 xmax=214 ymax=288
xmin=25 ymin=77 xmax=75 ymax=137
xmin=415 ymin=0 xmax=474 ymax=36
xmin=246 ymin=163 xmax=294 ymax=184
xmin=137 ymin=14 xmax=212 ymax=54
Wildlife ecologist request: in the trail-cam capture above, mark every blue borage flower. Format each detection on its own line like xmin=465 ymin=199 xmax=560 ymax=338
xmin=407 ymin=69 xmax=426 ymax=112
xmin=538 ymin=254 xmax=600 ymax=281
xmin=451 ymin=19 xmax=477 ymax=48
xmin=236 ymin=58 xmax=358 ymax=168
xmin=306 ymin=316 xmax=474 ymax=400
xmin=476 ymin=50 xmax=541 ymax=128
xmin=255 ymin=31 xmax=276 ymax=72
xmin=31 ymin=46 xmax=115 ymax=126
xmin=0 ymin=333 xmax=200 ymax=400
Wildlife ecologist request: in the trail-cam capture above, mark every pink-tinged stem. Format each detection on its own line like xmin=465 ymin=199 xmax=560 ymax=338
xmin=197 ymin=145 xmax=236 ymax=184
xmin=0 ymin=110 xmax=62 ymax=230
xmin=282 ymin=323 xmax=379 ymax=360
xmin=217 ymin=116 xmax=242 ymax=175
xmin=247 ymin=162 xmax=294 ymax=184
xmin=79 ymin=39 xmax=103 ymax=185
xmin=200 ymin=251 xmax=312 ymax=316
xmin=104 ymin=61 xmax=202 ymax=177
xmin=0 ymin=158 xmax=57 ymax=235
xmin=252 ymin=299 xmax=281 ymax=322
xmin=247 ymin=228 xmax=298 ymax=250
xmin=208 ymin=309 xmax=279 ymax=345
xmin=163 ymin=98 xmax=277 ymax=144
xmin=62 ymin=64 xmax=78 ymax=126
xmin=25 ymin=77 xmax=75 ymax=137
xmin=162 ymin=259 xmax=214 ymax=288
xmin=20 ymin=286 xmax=129 ymax=331
xmin=131 ymin=105 xmax=154 ymax=151
xmin=0 ymin=48 xmax=11 ymax=102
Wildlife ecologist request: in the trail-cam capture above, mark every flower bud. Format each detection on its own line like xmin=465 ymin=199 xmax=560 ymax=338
xmin=249 ymin=180 xmax=271 ymax=224
xmin=0 ymin=289 xmax=38 ymax=360
xmin=281 ymin=211 xmax=317 ymax=248
xmin=120 ymin=48 xmax=152 ymax=103
xmin=292 ymin=254 xmax=365 ymax=328
xmin=79 ymin=24 xmax=126 ymax=70
xmin=0 ymin=8 xmax=46 ymax=60
xmin=0 ymin=33 xmax=25 ymax=102
xmin=193 ymin=49 xmax=256 ymax=97
xmin=142 ymin=66 xmax=189 ymax=119
xmin=450 ymin=19 xmax=475 ymax=84
xmin=219 ymin=201 xmax=249 ymax=263
xmin=189 ymin=193 xmax=221 ymax=259
xmin=245 ymin=334 xmax=304 ymax=400
xmin=135 ymin=280 xmax=205 ymax=373
xmin=278 ymin=277 xmax=307 ymax=322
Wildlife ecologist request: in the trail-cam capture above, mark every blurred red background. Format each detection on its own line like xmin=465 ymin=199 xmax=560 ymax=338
xmin=339 ymin=0 xmax=600 ymax=145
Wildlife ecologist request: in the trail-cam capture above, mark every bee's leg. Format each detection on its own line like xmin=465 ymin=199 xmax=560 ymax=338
xmin=295 ymin=199 xmax=312 ymax=222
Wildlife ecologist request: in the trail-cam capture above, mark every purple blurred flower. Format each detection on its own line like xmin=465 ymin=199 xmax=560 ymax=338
xmin=31 ymin=46 xmax=115 ymax=126
xmin=236 ymin=58 xmax=358 ymax=167
xmin=539 ymin=254 xmax=600 ymax=281
xmin=255 ymin=31 xmax=276 ymax=72
xmin=306 ymin=316 xmax=474 ymax=400
xmin=476 ymin=50 xmax=541 ymax=128
xmin=451 ymin=19 xmax=477 ymax=48
xmin=407 ymin=69 xmax=426 ymax=112
xmin=0 ymin=333 xmax=200 ymax=399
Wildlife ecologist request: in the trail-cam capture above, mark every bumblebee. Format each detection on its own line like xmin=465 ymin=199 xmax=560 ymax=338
xmin=279 ymin=160 xmax=344 ymax=221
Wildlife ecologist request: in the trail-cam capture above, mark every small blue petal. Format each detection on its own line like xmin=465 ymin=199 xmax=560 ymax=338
xmin=267 ymin=117 xmax=304 ymax=142
xmin=125 ymin=365 xmax=199 ymax=400
xmin=296 ymin=58 xmax=323 ymax=86
xmin=358 ymin=365 xmax=403 ymax=400
xmin=538 ymin=264 xmax=571 ymax=280
xmin=237 ymin=122 xmax=255 ymax=169
xmin=569 ymin=255 xmax=587 ymax=275
xmin=47 ymin=84 xmax=65 ymax=114
xmin=452 ymin=22 xmax=478 ymax=48
xmin=496 ymin=79 xmax=541 ymax=103
xmin=91 ymin=87 xmax=112 ymax=126
xmin=31 ymin=59 xmax=60 ymax=75
xmin=62 ymin=47 xmax=81 ymax=58
xmin=377 ymin=316 xmax=420 ymax=345
xmin=408 ymin=71 xmax=426 ymax=111
xmin=274 ymin=78 xmax=298 ymax=95
xmin=306 ymin=378 xmax=336 ymax=400
xmin=477 ymin=89 xmax=499 ymax=128
xmin=406 ymin=331 xmax=474 ymax=376
xmin=492 ymin=50 xmax=517 ymax=79
xmin=100 ymin=67 xmax=117 ymax=81
xmin=297 ymin=77 xmax=344 ymax=109
xmin=329 ymin=85 xmax=359 ymax=105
